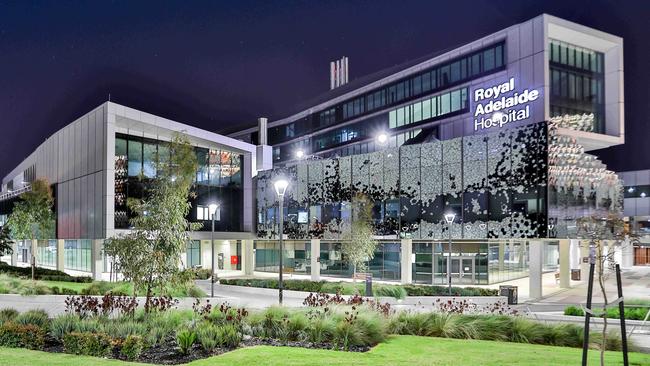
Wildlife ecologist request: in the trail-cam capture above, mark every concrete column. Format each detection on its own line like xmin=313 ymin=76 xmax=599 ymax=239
xmin=559 ymin=239 xmax=570 ymax=288
xmin=498 ymin=242 xmax=505 ymax=272
xmin=242 ymin=240 xmax=255 ymax=276
xmin=56 ymin=239 xmax=65 ymax=271
xmin=621 ymin=236 xmax=634 ymax=269
xmin=580 ymin=240 xmax=590 ymax=283
xmin=400 ymin=239 xmax=413 ymax=284
xmin=529 ymin=240 xmax=544 ymax=299
xmin=10 ymin=241 xmax=18 ymax=266
xmin=91 ymin=239 xmax=103 ymax=280
xmin=310 ymin=239 xmax=320 ymax=281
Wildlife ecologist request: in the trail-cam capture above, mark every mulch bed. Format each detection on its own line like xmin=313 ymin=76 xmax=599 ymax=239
xmin=38 ymin=335 xmax=371 ymax=365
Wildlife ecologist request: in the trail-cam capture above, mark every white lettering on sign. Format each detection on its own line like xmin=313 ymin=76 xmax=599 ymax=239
xmin=472 ymin=78 xmax=539 ymax=131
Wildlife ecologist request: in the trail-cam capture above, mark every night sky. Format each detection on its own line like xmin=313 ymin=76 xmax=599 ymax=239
xmin=1 ymin=0 xmax=648 ymax=178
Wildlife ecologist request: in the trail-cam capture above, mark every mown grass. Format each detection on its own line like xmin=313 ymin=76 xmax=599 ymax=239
xmin=0 ymin=335 xmax=648 ymax=366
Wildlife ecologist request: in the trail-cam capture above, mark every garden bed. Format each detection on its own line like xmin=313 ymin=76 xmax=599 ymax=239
xmin=0 ymin=292 xmax=629 ymax=365
xmin=219 ymin=278 xmax=499 ymax=299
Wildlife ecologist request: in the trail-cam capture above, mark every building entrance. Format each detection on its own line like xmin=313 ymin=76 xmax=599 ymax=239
xmin=450 ymin=256 xmax=475 ymax=284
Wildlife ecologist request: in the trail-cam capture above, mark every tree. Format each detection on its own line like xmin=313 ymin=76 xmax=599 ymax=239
xmin=104 ymin=132 xmax=200 ymax=311
xmin=577 ymin=214 xmax=628 ymax=366
xmin=0 ymin=226 xmax=13 ymax=257
xmin=6 ymin=178 xmax=55 ymax=279
xmin=341 ymin=192 xmax=378 ymax=282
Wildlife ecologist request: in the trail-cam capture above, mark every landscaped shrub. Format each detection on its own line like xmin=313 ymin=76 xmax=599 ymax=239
xmin=102 ymin=320 xmax=147 ymax=340
xmin=50 ymin=286 xmax=79 ymax=295
xmin=0 ymin=262 xmax=69 ymax=279
xmin=259 ymin=306 xmax=289 ymax=339
xmin=0 ymin=322 xmax=45 ymax=349
xmin=196 ymin=323 xmax=220 ymax=352
xmin=306 ymin=316 xmax=336 ymax=343
xmin=50 ymin=314 xmax=81 ymax=340
xmin=80 ymin=281 xmax=116 ymax=296
xmin=333 ymin=313 xmax=363 ymax=350
xmin=374 ymin=285 xmax=407 ymax=300
xmin=176 ymin=329 xmax=196 ymax=354
xmin=563 ymin=303 xmax=649 ymax=321
xmin=564 ymin=305 xmax=583 ymax=317
xmin=14 ymin=309 xmax=49 ymax=328
xmin=218 ymin=324 xmax=242 ymax=348
xmin=40 ymin=275 xmax=93 ymax=283
xmin=63 ymin=332 xmax=113 ymax=357
xmin=0 ymin=308 xmax=19 ymax=325
xmin=19 ymin=283 xmax=53 ymax=295
xmin=120 ymin=335 xmax=145 ymax=361
xmin=281 ymin=313 xmax=308 ymax=342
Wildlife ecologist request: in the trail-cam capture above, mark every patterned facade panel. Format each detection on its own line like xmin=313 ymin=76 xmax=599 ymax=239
xmin=256 ymin=122 xmax=550 ymax=240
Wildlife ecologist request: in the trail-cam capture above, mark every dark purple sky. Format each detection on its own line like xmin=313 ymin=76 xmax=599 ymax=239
xmin=1 ymin=0 xmax=648 ymax=178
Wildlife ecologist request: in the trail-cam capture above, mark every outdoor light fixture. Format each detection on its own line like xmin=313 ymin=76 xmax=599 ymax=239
xmin=209 ymin=202 xmax=221 ymax=298
xmin=444 ymin=213 xmax=456 ymax=224
xmin=274 ymin=179 xmax=289 ymax=198
xmin=444 ymin=212 xmax=455 ymax=295
xmin=273 ymin=179 xmax=289 ymax=304
xmin=295 ymin=150 xmax=305 ymax=159
xmin=376 ymin=132 xmax=388 ymax=145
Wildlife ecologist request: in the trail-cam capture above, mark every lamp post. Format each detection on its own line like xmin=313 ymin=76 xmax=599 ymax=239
xmin=273 ymin=179 xmax=289 ymax=304
xmin=209 ymin=203 xmax=220 ymax=298
xmin=444 ymin=213 xmax=456 ymax=295
xmin=376 ymin=132 xmax=388 ymax=146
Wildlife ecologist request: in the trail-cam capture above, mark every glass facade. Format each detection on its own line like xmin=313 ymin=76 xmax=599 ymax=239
xmin=389 ymin=88 xmax=468 ymax=129
xmin=114 ymin=133 xmax=244 ymax=232
xmin=549 ymin=40 xmax=605 ymax=133
xmin=187 ymin=240 xmax=201 ymax=268
xmin=254 ymin=241 xmax=311 ymax=275
xmin=624 ymin=185 xmax=650 ymax=199
xmin=64 ymin=239 xmax=92 ymax=272
xmin=267 ymin=42 xmax=505 ymax=147
xmin=36 ymin=240 xmax=57 ymax=267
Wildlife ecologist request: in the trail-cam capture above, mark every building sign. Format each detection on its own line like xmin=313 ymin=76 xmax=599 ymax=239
xmin=473 ymin=78 xmax=539 ymax=131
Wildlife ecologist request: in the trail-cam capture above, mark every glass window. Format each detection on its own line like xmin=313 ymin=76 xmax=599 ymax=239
xmin=422 ymin=72 xmax=431 ymax=92
xmin=396 ymin=107 xmax=404 ymax=127
xmin=115 ymin=138 xmax=127 ymax=156
xmin=187 ymin=241 xmax=201 ymax=267
xmin=450 ymin=61 xmax=460 ymax=82
xmin=471 ymin=54 xmax=481 ymax=75
xmin=495 ymin=44 xmax=503 ymax=67
xmin=413 ymin=75 xmax=422 ymax=95
xmin=451 ymin=90 xmax=461 ymax=111
xmin=143 ymin=142 xmax=157 ymax=178
xmin=389 ymin=110 xmax=396 ymax=129
xmin=483 ymin=48 xmax=495 ymax=71
xmin=413 ymin=102 xmax=422 ymax=122
xmin=422 ymin=99 xmax=431 ymax=119
xmin=440 ymin=93 xmax=450 ymax=114
xmin=127 ymin=139 xmax=142 ymax=177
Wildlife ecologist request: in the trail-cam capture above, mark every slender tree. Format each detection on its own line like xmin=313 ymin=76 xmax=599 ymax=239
xmin=577 ymin=214 xmax=628 ymax=366
xmin=6 ymin=178 xmax=55 ymax=279
xmin=104 ymin=132 xmax=200 ymax=311
xmin=341 ymin=192 xmax=378 ymax=282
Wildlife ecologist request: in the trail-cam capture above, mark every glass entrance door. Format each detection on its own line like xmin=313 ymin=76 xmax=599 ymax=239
xmin=450 ymin=256 xmax=475 ymax=284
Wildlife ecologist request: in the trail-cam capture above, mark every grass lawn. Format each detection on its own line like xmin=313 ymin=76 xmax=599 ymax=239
xmin=1 ymin=336 xmax=648 ymax=366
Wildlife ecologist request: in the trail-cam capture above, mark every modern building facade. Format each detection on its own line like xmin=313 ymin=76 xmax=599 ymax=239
xmin=0 ymin=14 xmax=632 ymax=295
xmin=0 ymin=102 xmax=262 ymax=279
xmin=230 ymin=14 xmax=628 ymax=291
xmin=618 ymin=169 xmax=650 ymax=265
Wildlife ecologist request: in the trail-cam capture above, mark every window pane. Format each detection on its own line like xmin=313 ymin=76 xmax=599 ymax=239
xmin=451 ymin=90 xmax=461 ymax=111
xmin=441 ymin=93 xmax=450 ymax=114
xmin=483 ymin=49 xmax=495 ymax=70
xmin=413 ymin=102 xmax=422 ymax=122
xmin=422 ymin=99 xmax=431 ymax=119
xmin=143 ymin=142 xmax=157 ymax=178
xmin=389 ymin=110 xmax=396 ymax=128
xmin=127 ymin=139 xmax=142 ymax=177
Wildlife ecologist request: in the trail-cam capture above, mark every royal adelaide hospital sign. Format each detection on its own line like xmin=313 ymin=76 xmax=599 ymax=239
xmin=473 ymin=78 xmax=539 ymax=131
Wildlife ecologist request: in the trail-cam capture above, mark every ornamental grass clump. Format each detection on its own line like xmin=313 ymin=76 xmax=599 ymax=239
xmin=196 ymin=323 xmax=220 ymax=352
xmin=14 ymin=309 xmax=49 ymax=329
xmin=50 ymin=314 xmax=82 ymax=340
xmin=306 ymin=316 xmax=336 ymax=344
xmin=120 ymin=335 xmax=146 ymax=361
xmin=0 ymin=308 xmax=19 ymax=325
xmin=176 ymin=329 xmax=196 ymax=355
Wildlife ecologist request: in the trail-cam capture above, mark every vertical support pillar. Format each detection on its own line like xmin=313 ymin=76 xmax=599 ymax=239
xmin=580 ymin=240 xmax=590 ymax=283
xmin=621 ymin=236 xmax=634 ymax=269
xmin=400 ymin=239 xmax=412 ymax=285
xmin=10 ymin=241 xmax=18 ymax=266
xmin=91 ymin=239 xmax=103 ymax=280
xmin=498 ymin=242 xmax=505 ymax=272
xmin=310 ymin=239 xmax=320 ymax=282
xmin=242 ymin=240 xmax=255 ymax=276
xmin=529 ymin=240 xmax=544 ymax=299
xmin=56 ymin=239 xmax=65 ymax=272
xmin=559 ymin=239 xmax=570 ymax=288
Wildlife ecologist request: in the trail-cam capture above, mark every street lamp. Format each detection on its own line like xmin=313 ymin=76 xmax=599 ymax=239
xmin=209 ymin=203 xmax=220 ymax=298
xmin=295 ymin=149 xmax=305 ymax=159
xmin=444 ymin=212 xmax=456 ymax=295
xmin=376 ymin=132 xmax=388 ymax=145
xmin=273 ymin=179 xmax=289 ymax=304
